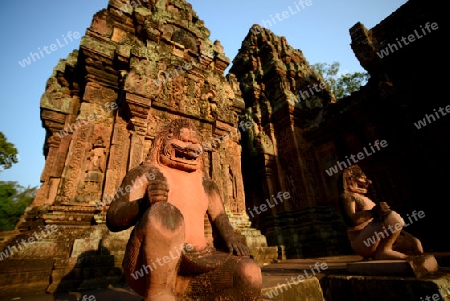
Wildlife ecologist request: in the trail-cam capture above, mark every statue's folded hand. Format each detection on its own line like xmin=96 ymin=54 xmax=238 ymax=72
xmin=227 ymin=238 xmax=250 ymax=257
xmin=371 ymin=201 xmax=391 ymax=220
xmin=213 ymin=213 xmax=250 ymax=256
xmin=146 ymin=176 xmax=169 ymax=204
xmin=378 ymin=201 xmax=390 ymax=212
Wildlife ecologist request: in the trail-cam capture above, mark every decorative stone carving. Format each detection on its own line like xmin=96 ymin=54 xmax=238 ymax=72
xmin=80 ymin=136 xmax=107 ymax=202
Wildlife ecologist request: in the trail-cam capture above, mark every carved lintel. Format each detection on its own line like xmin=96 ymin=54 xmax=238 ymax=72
xmin=214 ymin=120 xmax=235 ymax=136
xmin=83 ymin=81 xmax=118 ymax=105
xmin=41 ymin=109 xmax=67 ymax=126
xmin=126 ymin=93 xmax=151 ymax=118
xmin=130 ymin=117 xmax=148 ymax=136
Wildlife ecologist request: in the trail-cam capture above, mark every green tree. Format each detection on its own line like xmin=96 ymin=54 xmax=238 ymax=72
xmin=0 ymin=182 xmax=36 ymax=230
xmin=0 ymin=132 xmax=19 ymax=172
xmin=311 ymin=61 xmax=369 ymax=99
xmin=0 ymin=133 xmax=34 ymax=230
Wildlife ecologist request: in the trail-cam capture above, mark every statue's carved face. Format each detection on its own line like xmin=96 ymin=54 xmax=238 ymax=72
xmin=354 ymin=170 xmax=372 ymax=189
xmin=159 ymin=126 xmax=203 ymax=172
xmin=145 ymin=119 xmax=204 ymax=173
xmin=342 ymin=165 xmax=372 ymax=194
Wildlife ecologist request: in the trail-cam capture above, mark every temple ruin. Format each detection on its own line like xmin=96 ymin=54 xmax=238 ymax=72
xmin=0 ymin=0 xmax=446 ymax=296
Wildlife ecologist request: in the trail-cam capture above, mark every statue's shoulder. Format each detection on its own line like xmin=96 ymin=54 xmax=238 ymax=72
xmin=122 ymin=163 xmax=162 ymax=180
xmin=341 ymin=192 xmax=369 ymax=210
xmin=201 ymin=176 xmax=220 ymax=194
xmin=340 ymin=191 xmax=357 ymax=202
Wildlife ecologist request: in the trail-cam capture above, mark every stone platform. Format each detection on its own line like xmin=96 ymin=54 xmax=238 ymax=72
xmin=261 ymin=253 xmax=450 ymax=301
xmin=1 ymin=253 xmax=449 ymax=301
xmin=321 ymin=272 xmax=450 ymax=301
xmin=261 ymin=276 xmax=324 ymax=301
xmin=346 ymin=254 xmax=439 ymax=277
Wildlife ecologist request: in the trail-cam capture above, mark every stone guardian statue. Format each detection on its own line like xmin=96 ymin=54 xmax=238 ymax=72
xmin=338 ymin=165 xmax=423 ymax=260
xmin=106 ymin=119 xmax=263 ymax=301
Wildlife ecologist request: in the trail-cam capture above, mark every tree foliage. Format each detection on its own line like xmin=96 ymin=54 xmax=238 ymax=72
xmin=0 ymin=181 xmax=36 ymax=230
xmin=0 ymin=133 xmax=34 ymax=230
xmin=311 ymin=61 xmax=370 ymax=100
xmin=0 ymin=132 xmax=19 ymax=172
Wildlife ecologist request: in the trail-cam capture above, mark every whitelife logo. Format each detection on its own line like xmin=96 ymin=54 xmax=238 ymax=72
xmin=18 ymin=31 xmax=81 ymax=68
xmin=0 ymin=225 xmax=58 ymax=260
xmin=362 ymin=210 xmax=425 ymax=247
xmin=413 ymin=105 xmax=450 ymax=129
xmin=376 ymin=22 xmax=438 ymax=58
xmin=264 ymin=262 xmax=328 ymax=298
xmin=325 ymin=140 xmax=388 ymax=176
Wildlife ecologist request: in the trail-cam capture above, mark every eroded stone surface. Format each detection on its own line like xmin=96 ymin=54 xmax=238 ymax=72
xmin=1 ymin=0 xmax=274 ymax=296
xmin=346 ymin=255 xmax=439 ymax=277
xmin=261 ymin=275 xmax=325 ymax=301
xmin=1 ymin=0 xmax=447 ymax=297
xmin=230 ymin=0 xmax=446 ymax=259
xmin=229 ymin=25 xmax=348 ymax=258
xmin=322 ymin=270 xmax=450 ymax=301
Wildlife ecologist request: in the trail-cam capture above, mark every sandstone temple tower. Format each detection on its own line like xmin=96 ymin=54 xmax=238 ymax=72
xmin=35 ymin=0 xmax=246 ymax=217
xmin=229 ymin=0 xmax=446 ymax=258
xmin=229 ymin=26 xmax=351 ymax=258
xmin=0 ymin=0 xmax=275 ymax=294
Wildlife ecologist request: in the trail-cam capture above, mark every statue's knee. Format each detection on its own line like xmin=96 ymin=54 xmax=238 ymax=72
xmin=143 ymin=202 xmax=184 ymax=233
xmin=234 ymin=257 xmax=262 ymax=289
xmin=385 ymin=211 xmax=404 ymax=228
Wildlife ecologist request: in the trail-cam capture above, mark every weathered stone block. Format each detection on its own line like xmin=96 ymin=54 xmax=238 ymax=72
xmin=347 ymin=255 xmax=439 ymax=278
xmin=53 ymin=257 xmax=79 ymax=269
xmin=40 ymin=93 xmax=73 ymax=114
xmin=0 ymin=259 xmax=54 ymax=274
xmin=0 ymin=281 xmax=51 ymax=297
xmin=50 ymin=267 xmax=82 ymax=282
xmin=0 ymin=259 xmax=53 ymax=296
xmin=70 ymin=239 xmax=101 ymax=257
xmin=82 ymin=82 xmax=118 ymax=105
xmin=261 ymin=275 xmax=325 ymax=301
xmin=250 ymin=246 xmax=279 ymax=267
xmin=80 ymin=35 xmax=116 ymax=59
xmin=321 ymin=269 xmax=450 ymax=301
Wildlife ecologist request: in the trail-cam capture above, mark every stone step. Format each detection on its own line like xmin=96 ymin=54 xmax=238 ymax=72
xmin=321 ymin=272 xmax=450 ymax=301
xmin=1 ymin=253 xmax=449 ymax=300
xmin=346 ymin=254 xmax=439 ymax=277
xmin=262 ymin=253 xmax=450 ymax=301
xmin=0 ymin=259 xmax=54 ymax=296
xmin=261 ymin=275 xmax=325 ymax=301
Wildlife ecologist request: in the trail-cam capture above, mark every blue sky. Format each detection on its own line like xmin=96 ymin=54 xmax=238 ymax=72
xmin=0 ymin=0 xmax=407 ymax=188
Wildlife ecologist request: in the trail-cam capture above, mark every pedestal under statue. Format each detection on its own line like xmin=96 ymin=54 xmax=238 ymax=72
xmin=106 ymin=119 xmax=263 ymax=301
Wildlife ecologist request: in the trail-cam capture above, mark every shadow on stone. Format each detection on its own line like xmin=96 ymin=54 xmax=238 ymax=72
xmin=49 ymin=247 xmax=138 ymax=301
